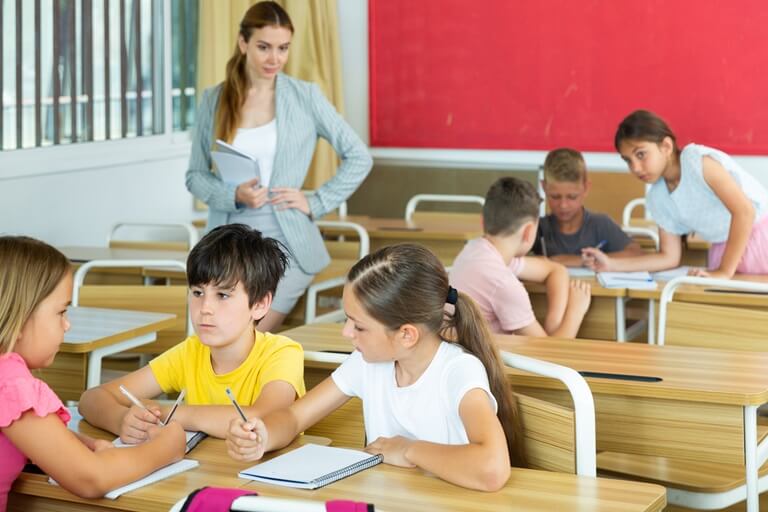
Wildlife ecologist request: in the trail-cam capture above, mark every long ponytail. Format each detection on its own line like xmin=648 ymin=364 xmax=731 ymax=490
xmin=348 ymin=243 xmax=526 ymax=467
xmin=446 ymin=292 xmax=526 ymax=467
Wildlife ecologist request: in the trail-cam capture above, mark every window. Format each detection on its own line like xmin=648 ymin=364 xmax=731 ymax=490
xmin=0 ymin=0 xmax=198 ymax=151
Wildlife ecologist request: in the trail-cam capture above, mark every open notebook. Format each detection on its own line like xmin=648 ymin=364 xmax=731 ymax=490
xmin=113 ymin=431 xmax=207 ymax=454
xmin=238 ymin=444 xmax=383 ymax=489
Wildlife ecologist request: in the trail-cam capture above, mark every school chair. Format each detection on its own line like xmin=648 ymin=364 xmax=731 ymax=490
xmin=304 ymin=220 xmax=370 ymax=324
xmin=656 ymin=276 xmax=768 ymax=350
xmin=502 ymin=351 xmax=596 ymax=476
xmin=73 ymin=259 xmax=192 ymax=356
xmin=301 ymin=351 xmax=366 ymax=449
xmin=404 ymin=193 xmax=484 ymax=222
xmin=107 ymin=221 xmax=199 ymax=251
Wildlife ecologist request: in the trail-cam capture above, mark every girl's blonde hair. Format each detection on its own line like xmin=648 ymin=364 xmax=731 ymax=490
xmin=0 ymin=236 xmax=71 ymax=354
xmin=347 ymin=243 xmax=526 ymax=467
xmin=215 ymin=1 xmax=294 ymax=144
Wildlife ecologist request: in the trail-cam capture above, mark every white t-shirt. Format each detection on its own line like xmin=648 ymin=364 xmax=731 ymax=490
xmin=232 ymin=119 xmax=277 ymax=188
xmin=331 ymin=342 xmax=497 ymax=445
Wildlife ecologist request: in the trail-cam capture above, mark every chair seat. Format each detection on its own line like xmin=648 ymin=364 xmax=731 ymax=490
xmin=597 ymin=424 xmax=768 ymax=493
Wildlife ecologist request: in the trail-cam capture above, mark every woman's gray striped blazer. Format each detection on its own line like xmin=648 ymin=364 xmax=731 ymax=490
xmin=185 ymin=73 xmax=373 ymax=275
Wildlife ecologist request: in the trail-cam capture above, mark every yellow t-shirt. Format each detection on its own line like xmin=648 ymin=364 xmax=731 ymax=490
xmin=148 ymin=329 xmax=305 ymax=405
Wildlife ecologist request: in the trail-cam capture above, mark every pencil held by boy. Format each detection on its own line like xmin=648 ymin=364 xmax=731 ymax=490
xmin=78 ymin=224 xmax=306 ymax=442
xmin=226 ymin=243 xmax=524 ymax=491
xmin=533 ymin=148 xmax=643 ymax=268
xmin=582 ymin=110 xmax=768 ymax=278
xmin=0 ymin=237 xmax=185 ymax=507
xmin=450 ymin=177 xmax=591 ymax=338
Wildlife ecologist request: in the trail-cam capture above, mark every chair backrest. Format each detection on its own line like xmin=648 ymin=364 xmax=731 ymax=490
xmin=73 ymin=260 xmax=191 ymax=354
xmin=404 ymin=193 xmax=484 ymax=222
xmin=515 ymin=392 xmax=576 ymax=474
xmin=108 ymin=222 xmax=199 ymax=251
xmin=622 ymin=197 xmax=650 ymax=227
xmin=657 ymin=276 xmax=768 ymax=349
xmin=502 ymin=351 xmax=596 ymax=476
xmin=315 ymin=220 xmax=370 ymax=260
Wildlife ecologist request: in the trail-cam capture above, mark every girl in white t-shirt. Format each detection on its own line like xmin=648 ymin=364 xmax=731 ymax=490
xmin=226 ymin=243 xmax=524 ymax=491
xmin=583 ymin=110 xmax=768 ymax=278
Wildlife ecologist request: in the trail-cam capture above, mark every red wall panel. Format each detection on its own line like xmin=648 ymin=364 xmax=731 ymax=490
xmin=369 ymin=0 xmax=768 ymax=154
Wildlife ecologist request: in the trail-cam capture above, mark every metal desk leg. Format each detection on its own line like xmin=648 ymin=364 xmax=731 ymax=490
xmin=745 ymin=405 xmax=759 ymax=512
xmin=615 ymin=297 xmax=626 ymax=342
xmin=647 ymin=298 xmax=655 ymax=345
xmin=86 ymin=333 xmax=156 ymax=388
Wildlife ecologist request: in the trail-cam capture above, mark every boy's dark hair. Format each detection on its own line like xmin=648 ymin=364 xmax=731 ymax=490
xmin=543 ymin=148 xmax=587 ymax=183
xmin=483 ymin=177 xmax=541 ymax=236
xmin=187 ymin=224 xmax=288 ymax=306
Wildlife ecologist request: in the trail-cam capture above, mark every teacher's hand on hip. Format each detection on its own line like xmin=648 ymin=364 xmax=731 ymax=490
xmin=270 ymin=187 xmax=310 ymax=216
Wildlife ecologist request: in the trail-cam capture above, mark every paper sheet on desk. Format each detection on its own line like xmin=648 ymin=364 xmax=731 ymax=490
xmin=49 ymin=459 xmax=199 ymax=499
xmin=567 ymin=267 xmax=595 ymax=277
xmin=597 ymin=272 xmax=657 ymax=290
xmin=114 ymin=431 xmax=206 ymax=454
xmin=651 ymin=266 xmax=691 ymax=281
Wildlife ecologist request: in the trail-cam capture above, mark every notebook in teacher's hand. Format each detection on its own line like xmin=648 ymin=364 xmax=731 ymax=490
xmin=597 ymin=271 xmax=658 ymax=290
xmin=238 ymin=443 xmax=383 ymax=489
xmin=212 ymin=139 xmax=261 ymax=186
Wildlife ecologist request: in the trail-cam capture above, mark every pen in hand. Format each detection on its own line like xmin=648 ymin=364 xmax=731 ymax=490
xmin=225 ymin=387 xmax=261 ymax=442
xmin=119 ymin=384 xmax=165 ymax=426
xmin=163 ymin=389 xmax=186 ymax=424
xmin=594 ymin=240 xmax=607 ymax=251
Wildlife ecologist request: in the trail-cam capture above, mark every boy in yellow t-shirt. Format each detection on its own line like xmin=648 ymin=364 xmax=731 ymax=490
xmin=79 ymin=224 xmax=306 ymax=442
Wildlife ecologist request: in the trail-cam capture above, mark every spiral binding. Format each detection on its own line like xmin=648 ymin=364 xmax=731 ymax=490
xmin=312 ymin=453 xmax=384 ymax=489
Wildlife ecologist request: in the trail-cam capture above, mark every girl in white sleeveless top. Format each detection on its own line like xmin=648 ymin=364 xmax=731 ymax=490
xmin=583 ymin=110 xmax=768 ymax=278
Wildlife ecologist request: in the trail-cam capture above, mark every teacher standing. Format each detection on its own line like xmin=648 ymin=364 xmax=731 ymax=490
xmin=186 ymin=1 xmax=372 ymax=332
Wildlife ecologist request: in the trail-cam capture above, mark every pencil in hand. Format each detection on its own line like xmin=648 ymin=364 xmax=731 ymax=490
xmin=119 ymin=384 xmax=165 ymax=426
xmin=225 ymin=387 xmax=261 ymax=443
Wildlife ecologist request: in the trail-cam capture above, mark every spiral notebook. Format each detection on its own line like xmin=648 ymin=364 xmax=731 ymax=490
xmin=238 ymin=443 xmax=383 ymax=489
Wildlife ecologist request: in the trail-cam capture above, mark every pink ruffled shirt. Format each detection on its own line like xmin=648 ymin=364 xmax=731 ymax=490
xmin=0 ymin=352 xmax=70 ymax=511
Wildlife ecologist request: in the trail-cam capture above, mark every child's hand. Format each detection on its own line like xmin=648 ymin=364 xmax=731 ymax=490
xmin=688 ymin=267 xmax=730 ymax=279
xmin=567 ymin=279 xmax=592 ymax=317
xmin=364 ymin=436 xmax=416 ymax=468
xmin=147 ymin=420 xmax=186 ymax=460
xmin=226 ymin=417 xmax=267 ymax=462
xmin=581 ymin=247 xmax=611 ymax=271
xmin=119 ymin=403 xmax=164 ymax=444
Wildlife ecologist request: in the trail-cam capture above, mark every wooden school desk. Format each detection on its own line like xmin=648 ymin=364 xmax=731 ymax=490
xmin=323 ymin=213 xmax=481 ymax=265
xmin=59 ymin=246 xmax=189 ymax=285
xmin=38 ymin=307 xmax=176 ymax=402
xmin=282 ymin=323 xmax=768 ymax=512
xmin=10 ymin=418 xmax=666 ymax=512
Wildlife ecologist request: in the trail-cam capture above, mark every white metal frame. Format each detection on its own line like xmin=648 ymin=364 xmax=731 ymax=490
xmin=107 ymin=221 xmax=199 ymax=249
xmin=72 ymin=259 xmax=191 ymax=388
xmin=404 ymin=193 xmax=485 ymax=221
xmin=622 ymin=197 xmax=650 ymax=226
xmin=501 ymin=351 xmax=596 ymax=477
xmin=654 ymin=275 xmax=768 ymax=511
xmin=620 ymin=226 xmax=660 ymax=344
xmin=305 ymin=221 xmax=370 ymax=324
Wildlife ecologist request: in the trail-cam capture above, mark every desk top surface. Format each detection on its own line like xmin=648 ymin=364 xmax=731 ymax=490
xmin=13 ymin=419 xmax=665 ymax=512
xmin=63 ymin=307 xmax=176 ymax=353
xmin=325 ymin=213 xmax=482 ymax=241
xmin=627 ymin=273 xmax=768 ymax=303
xmin=59 ymin=246 xmax=189 ymax=263
xmin=284 ymin=323 xmax=768 ymax=406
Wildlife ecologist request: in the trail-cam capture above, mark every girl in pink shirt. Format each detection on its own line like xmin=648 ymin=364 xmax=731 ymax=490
xmin=0 ymin=236 xmax=186 ymax=511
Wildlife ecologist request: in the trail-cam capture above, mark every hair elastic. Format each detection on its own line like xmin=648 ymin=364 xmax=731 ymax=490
xmin=446 ymin=286 xmax=458 ymax=305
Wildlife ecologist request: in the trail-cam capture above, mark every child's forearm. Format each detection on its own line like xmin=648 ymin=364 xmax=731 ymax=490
xmin=549 ymin=254 xmax=584 ymax=267
xmin=550 ymin=306 xmax=585 ymax=339
xmin=78 ymin=388 xmax=130 ymax=435
xmin=543 ymin=265 xmax=570 ymax=333
xmin=260 ymin=408 xmax=303 ymax=452
xmin=405 ymin=440 xmax=511 ymax=492
xmin=602 ymin=252 xmax=679 ymax=272
xmin=717 ymin=214 xmax=753 ymax=277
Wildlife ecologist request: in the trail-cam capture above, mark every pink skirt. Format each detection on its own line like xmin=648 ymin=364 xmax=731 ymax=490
xmin=708 ymin=215 xmax=768 ymax=274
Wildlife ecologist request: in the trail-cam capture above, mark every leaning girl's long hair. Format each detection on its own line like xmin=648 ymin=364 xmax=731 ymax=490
xmin=347 ymin=243 xmax=526 ymax=467
xmin=0 ymin=236 xmax=71 ymax=354
xmin=215 ymin=1 xmax=294 ymax=143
